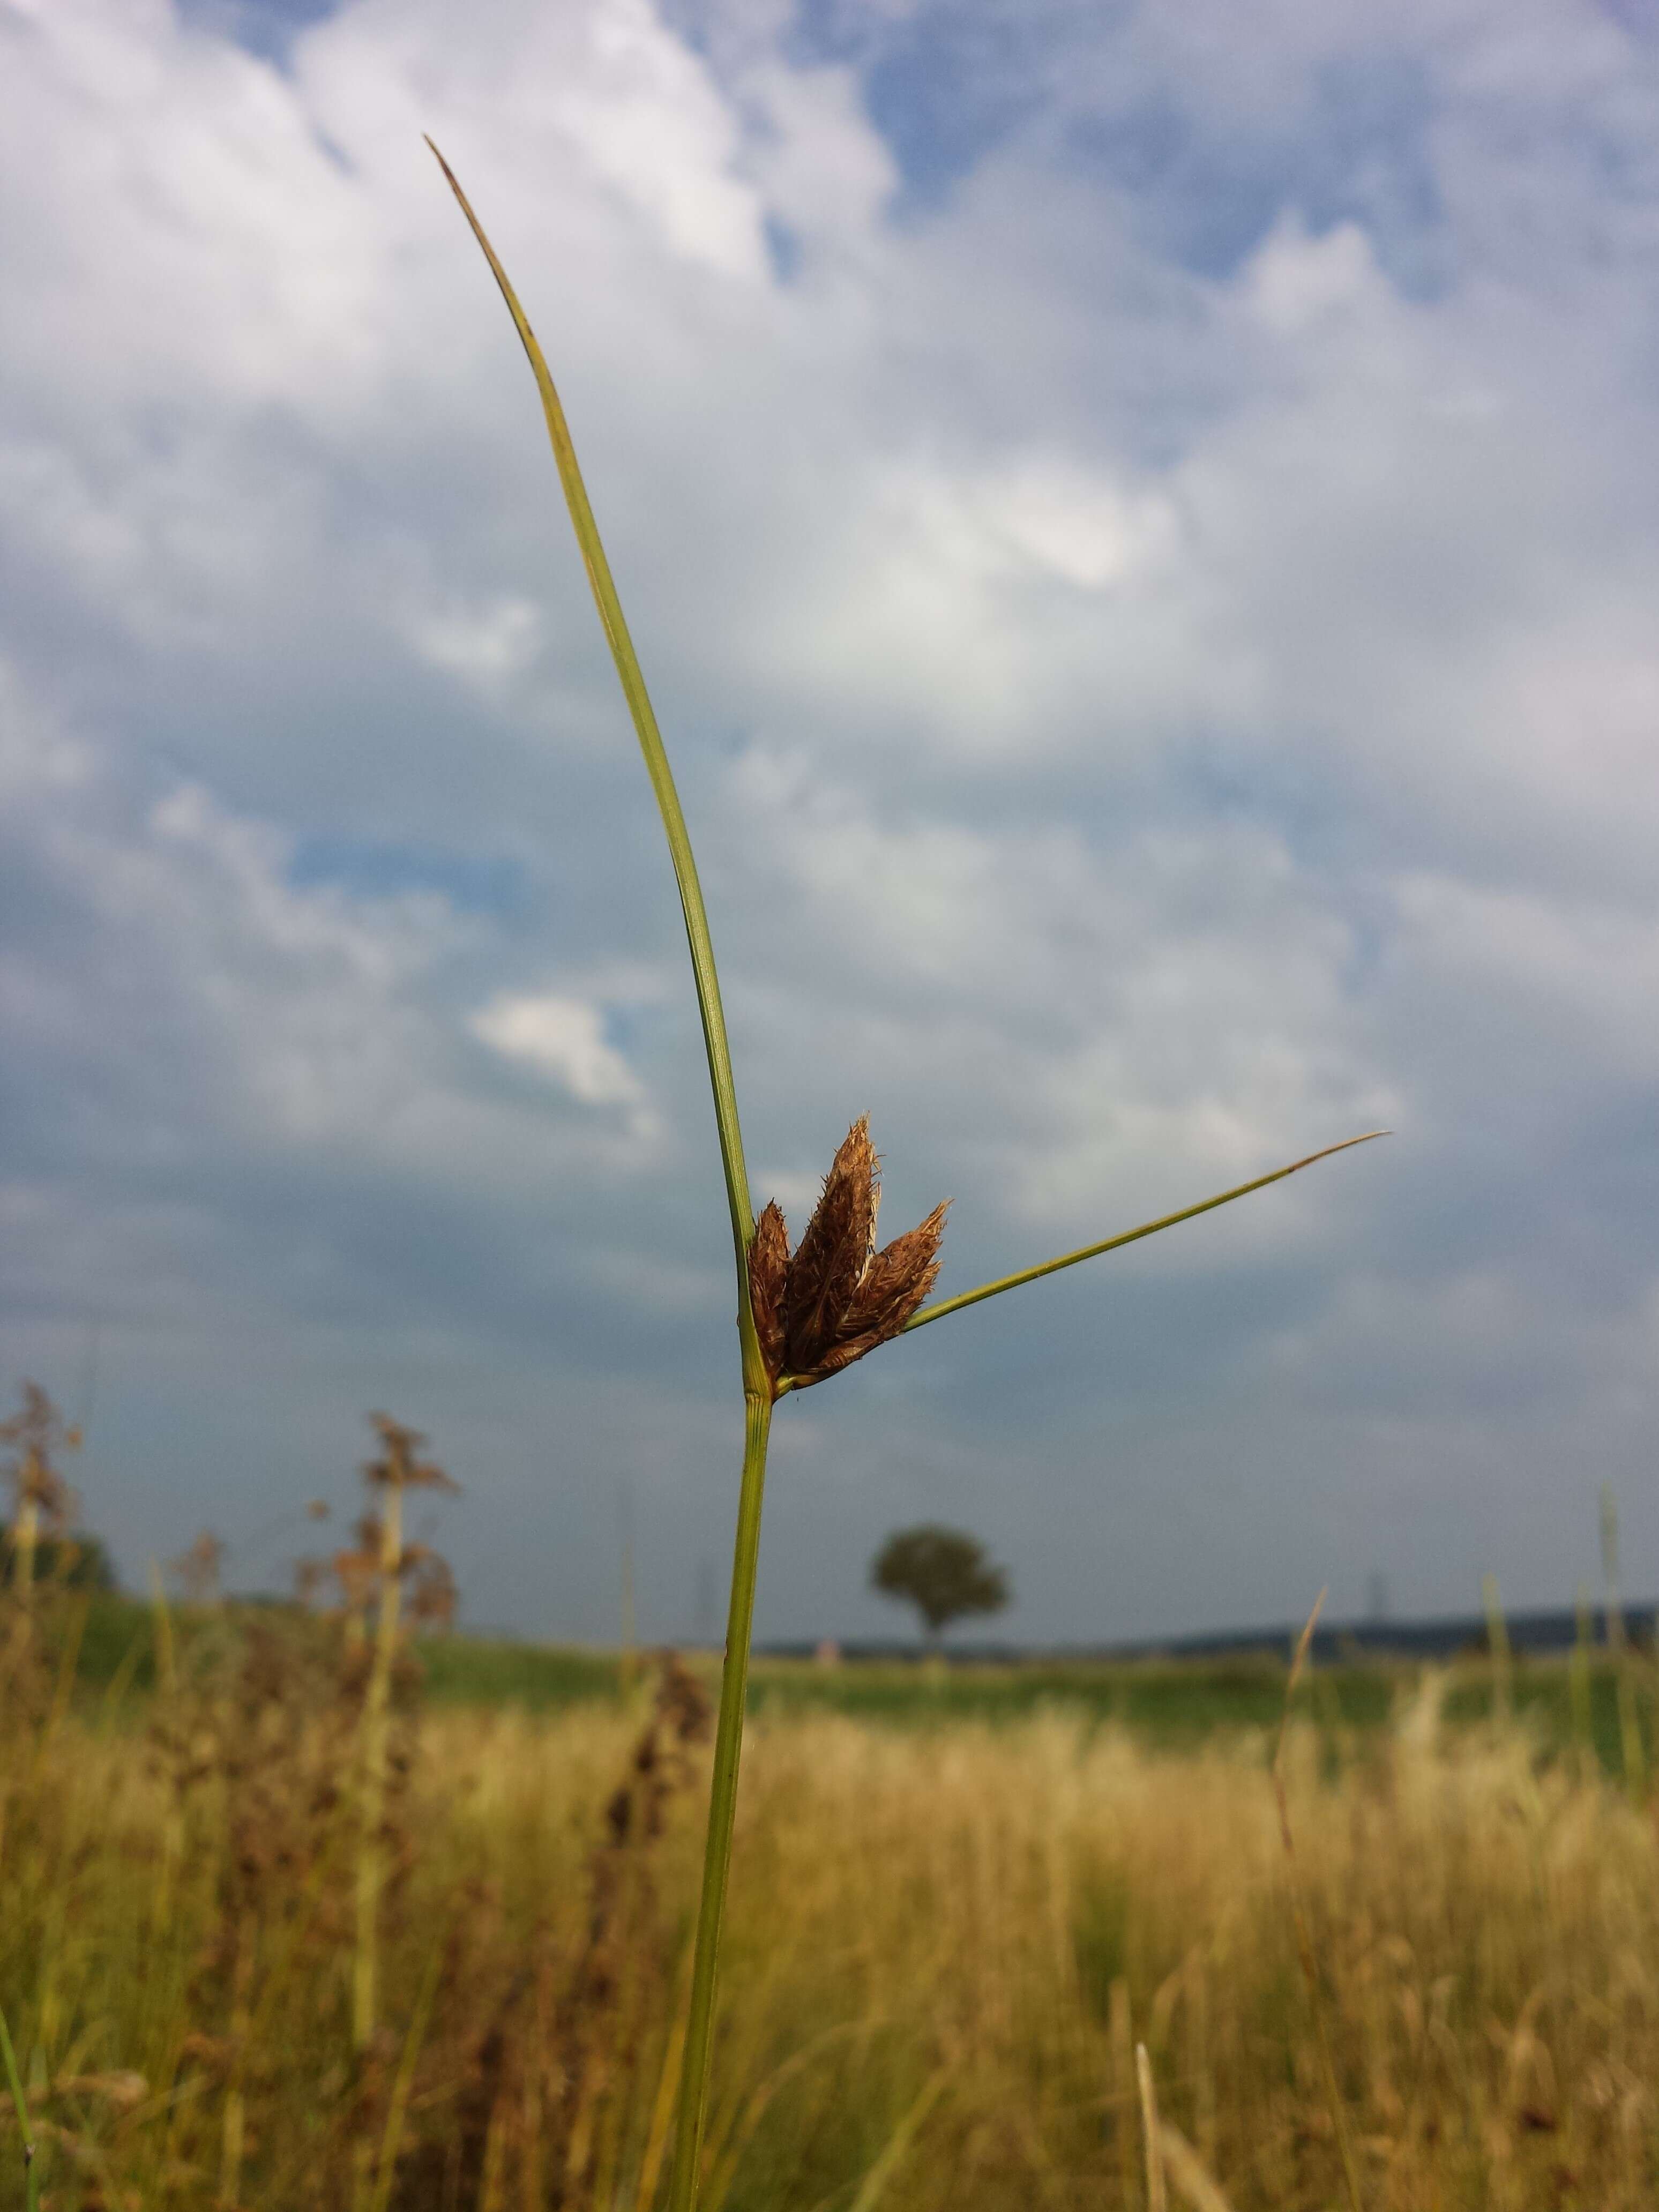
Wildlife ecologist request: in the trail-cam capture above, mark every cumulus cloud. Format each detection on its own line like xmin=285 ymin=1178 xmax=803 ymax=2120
xmin=3 ymin=0 xmax=1658 ymax=1638
xmin=473 ymin=990 xmax=655 ymax=1131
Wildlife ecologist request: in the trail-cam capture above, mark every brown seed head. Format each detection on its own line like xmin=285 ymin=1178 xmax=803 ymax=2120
xmin=823 ymin=1200 xmax=950 ymax=1373
xmin=747 ymin=1200 xmax=790 ymax=1381
xmin=780 ymin=1117 xmax=879 ymax=1371
xmin=404 ymin=1544 xmax=459 ymax=1628
xmin=362 ymin=1411 xmax=458 ymax=1493
xmin=171 ymin=1528 xmax=224 ymax=1605
xmin=332 ymin=1544 xmax=378 ymax=1615
xmin=0 ymin=1380 xmax=80 ymax=1533
xmin=749 ymin=1119 xmax=948 ymax=1395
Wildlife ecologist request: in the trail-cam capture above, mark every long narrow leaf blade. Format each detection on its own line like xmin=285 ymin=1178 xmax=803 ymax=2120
xmin=426 ymin=140 xmax=757 ymax=1283
xmin=902 ymin=1131 xmax=1387 ymax=1335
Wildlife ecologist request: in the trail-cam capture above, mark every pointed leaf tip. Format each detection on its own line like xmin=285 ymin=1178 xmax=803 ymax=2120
xmin=902 ymin=1127 xmax=1388 ymax=1337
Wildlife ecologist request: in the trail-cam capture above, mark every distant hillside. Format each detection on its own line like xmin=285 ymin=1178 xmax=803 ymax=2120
xmin=763 ymin=1600 xmax=1654 ymax=1667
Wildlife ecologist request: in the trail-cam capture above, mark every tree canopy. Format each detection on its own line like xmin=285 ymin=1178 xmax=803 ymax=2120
xmin=869 ymin=1524 xmax=1010 ymax=1641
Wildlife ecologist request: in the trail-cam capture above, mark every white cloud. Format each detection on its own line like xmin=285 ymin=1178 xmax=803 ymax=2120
xmin=985 ymin=461 xmax=1182 ymax=593
xmin=734 ymin=53 xmax=900 ymax=259
xmin=554 ymin=0 xmax=768 ymax=280
xmin=406 ymin=594 xmax=544 ymax=693
xmin=1243 ymin=218 xmax=1384 ymax=339
xmin=723 ymin=746 xmax=1394 ymax=1244
xmin=472 ymin=990 xmax=653 ymax=1125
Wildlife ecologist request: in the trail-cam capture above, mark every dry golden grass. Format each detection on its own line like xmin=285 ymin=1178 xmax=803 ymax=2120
xmin=2 ymin=1620 xmax=1657 ymax=2211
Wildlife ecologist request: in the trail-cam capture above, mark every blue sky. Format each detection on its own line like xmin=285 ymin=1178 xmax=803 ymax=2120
xmin=3 ymin=0 xmax=1659 ymax=1642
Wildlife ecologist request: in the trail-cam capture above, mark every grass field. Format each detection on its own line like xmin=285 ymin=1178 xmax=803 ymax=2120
xmin=2 ymin=1589 xmax=1657 ymax=2209
xmin=59 ymin=1589 xmax=1654 ymax=1761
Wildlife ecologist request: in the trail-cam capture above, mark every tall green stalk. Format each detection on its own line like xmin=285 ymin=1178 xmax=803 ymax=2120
xmin=428 ymin=149 xmax=770 ymax=2207
xmin=428 ymin=143 xmax=1384 ymax=2210
xmin=674 ymin=1391 xmax=772 ymax=2204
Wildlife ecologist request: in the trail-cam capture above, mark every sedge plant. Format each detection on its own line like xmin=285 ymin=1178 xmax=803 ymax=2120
xmin=427 ymin=140 xmax=1385 ymax=2212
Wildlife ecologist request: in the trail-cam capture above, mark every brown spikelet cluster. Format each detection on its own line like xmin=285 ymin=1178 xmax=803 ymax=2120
xmin=749 ymin=1117 xmax=948 ymax=1394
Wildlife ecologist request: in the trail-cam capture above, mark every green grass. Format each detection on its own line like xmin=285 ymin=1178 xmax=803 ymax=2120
xmin=743 ymin=1649 xmax=1654 ymax=1774
xmin=58 ymin=1594 xmax=1654 ymax=1773
xmin=7 ymin=1671 xmax=1658 ymax=2210
xmin=417 ymin=1628 xmax=623 ymax=1709
xmin=743 ymin=1653 xmax=1398 ymax=1741
xmin=61 ymin=1594 xmax=631 ymax=1716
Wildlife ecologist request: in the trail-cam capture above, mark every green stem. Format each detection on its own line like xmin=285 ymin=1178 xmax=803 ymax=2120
xmin=429 ymin=147 xmax=774 ymax=2212
xmin=0 ymin=1996 xmax=37 ymax=2212
xmin=668 ymin=1391 xmax=773 ymax=2211
xmin=902 ymin=1132 xmax=1386 ymax=1337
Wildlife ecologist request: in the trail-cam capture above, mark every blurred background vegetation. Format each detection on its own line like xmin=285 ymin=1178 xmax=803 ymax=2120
xmin=3 ymin=1379 xmax=1657 ymax=2209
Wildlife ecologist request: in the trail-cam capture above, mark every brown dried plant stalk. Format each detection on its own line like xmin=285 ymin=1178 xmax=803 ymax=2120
xmin=427 ymin=139 xmax=1385 ymax=2212
xmin=352 ymin=1416 xmax=455 ymax=2062
xmin=1 ymin=1383 xmax=80 ymax=1617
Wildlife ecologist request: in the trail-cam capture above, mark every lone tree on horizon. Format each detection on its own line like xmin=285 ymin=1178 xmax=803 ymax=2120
xmin=870 ymin=1523 xmax=1010 ymax=1649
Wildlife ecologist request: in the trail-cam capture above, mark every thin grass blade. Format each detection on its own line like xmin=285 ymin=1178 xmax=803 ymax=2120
xmin=901 ymin=1131 xmax=1387 ymax=1338
xmin=425 ymin=141 xmax=759 ymax=1322
xmin=1159 ymin=2122 xmax=1237 ymax=2212
xmin=845 ymin=2069 xmax=948 ymax=2212
xmin=1136 ymin=2044 xmax=1169 ymax=2212
xmin=0 ymin=1999 xmax=38 ymax=2212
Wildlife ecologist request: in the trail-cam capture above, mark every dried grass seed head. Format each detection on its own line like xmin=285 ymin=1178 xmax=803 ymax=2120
xmin=748 ymin=1201 xmax=790 ymax=1380
xmin=748 ymin=1118 xmax=948 ymax=1394
xmin=171 ymin=1529 xmax=225 ymax=1604
xmin=404 ymin=1544 xmax=459 ymax=1627
xmin=333 ymin=1543 xmax=380 ymax=1615
xmin=363 ymin=1411 xmax=458 ymax=1494
xmin=0 ymin=1379 xmax=81 ymax=1530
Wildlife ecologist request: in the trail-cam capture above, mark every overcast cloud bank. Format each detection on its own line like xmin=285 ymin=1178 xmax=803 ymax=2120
xmin=3 ymin=0 xmax=1658 ymax=1640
